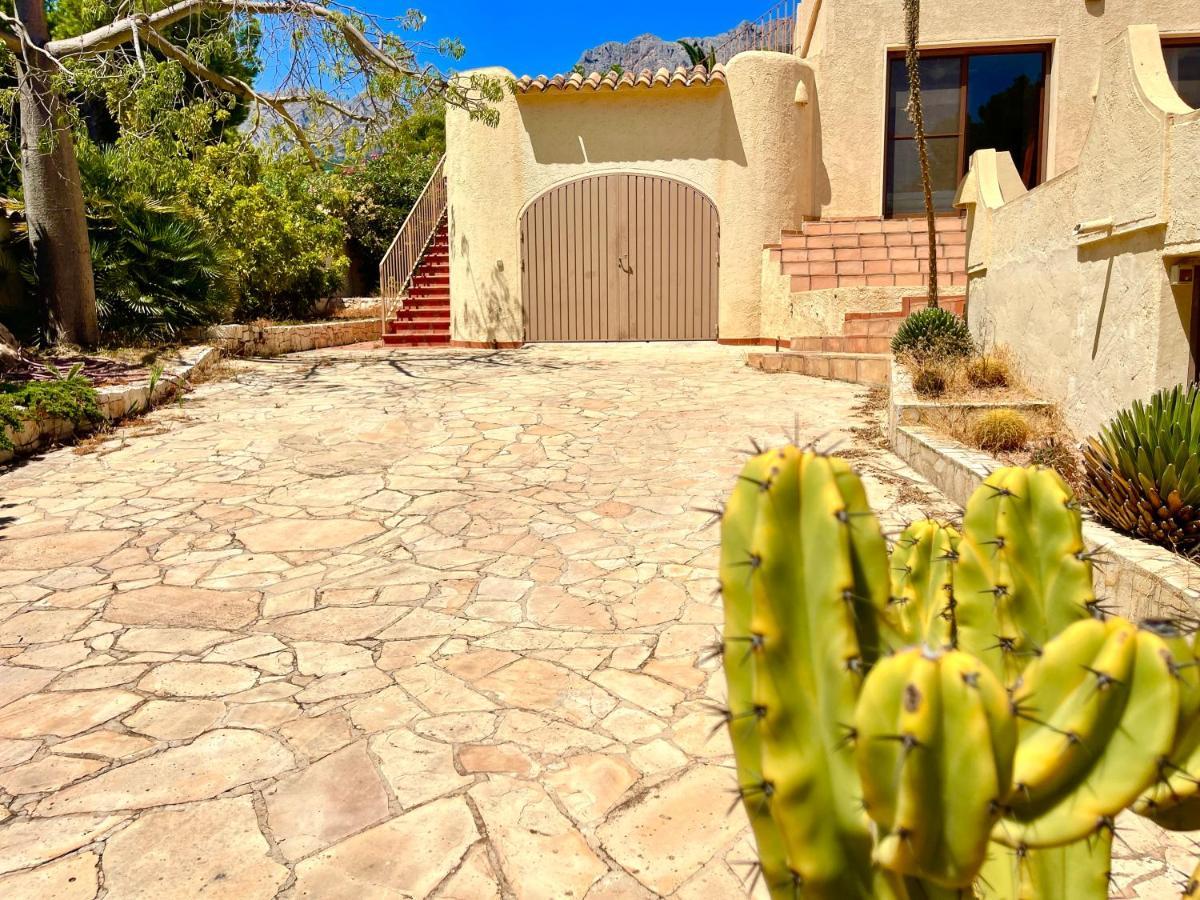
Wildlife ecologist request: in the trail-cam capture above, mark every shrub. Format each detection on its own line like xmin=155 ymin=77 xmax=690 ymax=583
xmin=1082 ymin=383 xmax=1200 ymax=553
xmin=0 ymin=376 xmax=102 ymax=451
xmin=1029 ymin=436 xmax=1081 ymax=484
xmin=891 ymin=307 xmax=974 ymax=359
xmin=965 ymin=353 xmax=1010 ymax=389
xmin=911 ymin=363 xmax=947 ymax=397
xmin=971 ymin=408 xmax=1031 ymax=452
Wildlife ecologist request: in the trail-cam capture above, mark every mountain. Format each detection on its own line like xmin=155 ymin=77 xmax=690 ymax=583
xmin=575 ymin=22 xmax=765 ymax=74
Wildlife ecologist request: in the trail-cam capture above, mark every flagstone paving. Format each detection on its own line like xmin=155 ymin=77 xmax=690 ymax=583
xmin=0 ymin=342 xmax=1191 ymax=898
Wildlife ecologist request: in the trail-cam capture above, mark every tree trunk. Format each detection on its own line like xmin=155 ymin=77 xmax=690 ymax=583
xmin=14 ymin=0 xmax=99 ymax=346
xmin=903 ymin=0 xmax=940 ymax=309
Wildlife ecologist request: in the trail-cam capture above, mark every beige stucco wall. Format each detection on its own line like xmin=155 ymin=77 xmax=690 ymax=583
xmin=798 ymin=0 xmax=1200 ymax=219
xmin=445 ymin=52 xmax=810 ymax=344
xmin=958 ymin=26 xmax=1200 ymax=437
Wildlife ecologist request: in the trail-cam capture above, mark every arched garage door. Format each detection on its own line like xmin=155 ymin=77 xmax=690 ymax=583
xmin=520 ymin=174 xmax=718 ymax=341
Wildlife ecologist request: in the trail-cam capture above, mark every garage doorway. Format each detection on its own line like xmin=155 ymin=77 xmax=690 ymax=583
xmin=520 ymin=174 xmax=719 ymax=341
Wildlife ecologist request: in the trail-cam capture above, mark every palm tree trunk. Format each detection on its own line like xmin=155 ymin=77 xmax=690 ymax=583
xmin=14 ymin=0 xmax=99 ymax=346
xmin=903 ymin=0 xmax=940 ymax=309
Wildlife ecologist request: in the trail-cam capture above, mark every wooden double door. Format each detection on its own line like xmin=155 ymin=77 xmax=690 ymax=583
xmin=520 ymin=174 xmax=719 ymax=342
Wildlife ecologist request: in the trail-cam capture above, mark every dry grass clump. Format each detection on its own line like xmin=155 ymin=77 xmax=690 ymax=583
xmin=1028 ymin=436 xmax=1082 ymax=487
xmin=965 ymin=353 xmax=1011 ymax=389
xmin=971 ymin=408 xmax=1031 ymax=452
xmin=911 ymin=362 xmax=948 ymax=398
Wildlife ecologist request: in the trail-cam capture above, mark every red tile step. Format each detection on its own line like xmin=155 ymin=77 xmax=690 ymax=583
xmin=747 ymin=351 xmax=891 ymax=385
xmin=383 ymin=217 xmax=452 ymax=347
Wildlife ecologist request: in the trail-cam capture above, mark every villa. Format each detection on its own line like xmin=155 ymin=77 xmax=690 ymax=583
xmin=382 ymin=0 xmax=1200 ymax=434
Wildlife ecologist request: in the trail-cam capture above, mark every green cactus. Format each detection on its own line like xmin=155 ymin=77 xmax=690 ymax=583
xmin=953 ymin=466 xmax=1098 ymax=687
xmin=886 ymin=519 xmax=960 ymax=650
xmin=856 ymin=646 xmax=1014 ymax=887
xmin=718 ymin=452 xmax=1194 ymax=898
xmin=997 ymin=616 xmax=1178 ymax=848
xmin=719 ymin=446 xmax=895 ymax=897
xmin=1135 ymin=621 xmax=1200 ymax=830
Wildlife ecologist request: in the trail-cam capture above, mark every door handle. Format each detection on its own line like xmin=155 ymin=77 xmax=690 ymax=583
xmin=616 ymin=255 xmax=632 ymax=274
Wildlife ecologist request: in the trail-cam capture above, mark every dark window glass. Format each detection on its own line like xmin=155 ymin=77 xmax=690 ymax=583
xmin=888 ymin=137 xmax=961 ymax=215
xmin=965 ymin=53 xmax=1046 ymax=188
xmin=1164 ymin=44 xmax=1200 ymax=110
xmin=884 ymin=48 xmax=1048 ymax=217
xmin=889 ymin=57 xmax=962 ymax=138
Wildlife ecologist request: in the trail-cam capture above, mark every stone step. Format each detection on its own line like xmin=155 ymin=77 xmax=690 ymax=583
xmin=747 ymin=351 xmax=890 ymax=385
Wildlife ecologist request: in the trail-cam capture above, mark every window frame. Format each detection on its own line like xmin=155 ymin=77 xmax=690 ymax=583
xmin=1162 ymin=36 xmax=1200 ymax=110
xmin=882 ymin=44 xmax=1052 ymax=219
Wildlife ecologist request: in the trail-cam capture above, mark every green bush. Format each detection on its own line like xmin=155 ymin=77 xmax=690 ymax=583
xmin=891 ymin=307 xmax=974 ymax=359
xmin=0 ymin=376 xmax=102 ymax=450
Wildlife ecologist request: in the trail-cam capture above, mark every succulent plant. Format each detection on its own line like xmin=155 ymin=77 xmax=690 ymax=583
xmin=717 ymin=453 xmax=1190 ymax=899
xmin=891 ymin=307 xmax=975 ymax=359
xmin=970 ymin=408 xmax=1030 ymax=452
xmin=1082 ymin=384 xmax=1200 ymax=553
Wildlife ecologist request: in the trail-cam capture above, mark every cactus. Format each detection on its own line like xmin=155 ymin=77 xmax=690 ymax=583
xmin=886 ymin=519 xmax=959 ymax=650
xmin=891 ymin=307 xmax=975 ymax=359
xmin=970 ymin=408 xmax=1031 ymax=452
xmin=856 ymin=647 xmax=1014 ymax=887
xmin=997 ymin=617 xmax=1178 ymax=849
xmin=718 ymin=452 xmax=1193 ymax=897
xmin=719 ymin=446 xmax=896 ymax=897
xmin=1135 ymin=621 xmax=1200 ymax=830
xmin=952 ymin=466 xmax=1097 ymax=687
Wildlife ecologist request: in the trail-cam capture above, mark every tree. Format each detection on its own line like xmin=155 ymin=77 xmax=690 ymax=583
xmin=902 ymin=0 xmax=940 ymax=308
xmin=1 ymin=0 xmax=499 ymax=346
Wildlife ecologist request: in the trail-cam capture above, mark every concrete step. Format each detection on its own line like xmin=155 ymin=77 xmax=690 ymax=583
xmin=747 ymin=351 xmax=890 ymax=385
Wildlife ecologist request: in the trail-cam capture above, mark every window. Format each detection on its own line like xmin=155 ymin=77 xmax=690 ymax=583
xmin=1164 ymin=40 xmax=1200 ymax=110
xmin=885 ymin=48 xmax=1048 ymax=217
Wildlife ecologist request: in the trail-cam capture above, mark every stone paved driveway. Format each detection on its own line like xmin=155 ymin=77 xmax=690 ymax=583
xmin=0 ymin=343 xmax=1191 ymax=898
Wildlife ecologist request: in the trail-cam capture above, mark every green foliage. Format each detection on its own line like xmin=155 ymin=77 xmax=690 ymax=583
xmin=179 ymin=144 xmax=347 ymax=321
xmin=339 ymin=108 xmax=445 ymax=291
xmin=1082 ymin=383 xmax=1200 ymax=553
xmin=0 ymin=375 xmax=102 ymax=450
xmin=678 ymin=40 xmax=717 ymax=70
xmin=891 ymin=307 xmax=975 ymax=359
xmin=718 ymin=455 xmax=1187 ymax=898
xmin=970 ymin=408 xmax=1030 ymax=452
xmin=79 ymin=145 xmax=231 ymax=339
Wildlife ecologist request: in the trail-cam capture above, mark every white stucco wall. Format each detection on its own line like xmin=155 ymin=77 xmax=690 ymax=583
xmin=958 ymin=26 xmax=1200 ymax=437
xmin=445 ymin=52 xmax=810 ymax=344
xmin=798 ymin=0 xmax=1200 ymax=218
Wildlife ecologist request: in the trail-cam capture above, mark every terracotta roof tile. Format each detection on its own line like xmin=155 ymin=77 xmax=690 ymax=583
xmin=513 ymin=63 xmax=727 ymax=96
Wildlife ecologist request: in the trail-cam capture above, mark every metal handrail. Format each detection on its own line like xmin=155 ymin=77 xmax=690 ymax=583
xmin=712 ymin=0 xmax=798 ymax=63
xmin=380 ymin=153 xmax=447 ymax=333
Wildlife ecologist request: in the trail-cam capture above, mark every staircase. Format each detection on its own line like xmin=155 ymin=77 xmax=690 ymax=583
xmin=380 ymin=154 xmax=451 ymax=347
xmin=747 ymin=294 xmax=967 ymax=385
xmin=383 ymin=218 xmax=450 ymax=346
xmin=767 ymin=216 xmax=968 ymax=291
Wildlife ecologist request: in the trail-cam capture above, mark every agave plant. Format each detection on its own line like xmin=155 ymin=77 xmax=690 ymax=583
xmin=1082 ymin=383 xmax=1200 ymax=553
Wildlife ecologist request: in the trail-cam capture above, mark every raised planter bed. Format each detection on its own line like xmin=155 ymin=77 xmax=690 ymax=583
xmin=1 ymin=345 xmax=221 ymax=464
xmin=205 ymin=318 xmax=379 ymax=358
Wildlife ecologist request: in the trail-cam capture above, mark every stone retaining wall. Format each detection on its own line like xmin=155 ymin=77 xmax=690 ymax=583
xmin=1 ymin=346 xmax=221 ymax=464
xmin=892 ymin=422 xmax=1200 ymax=620
xmin=206 ymin=319 xmax=379 ymax=357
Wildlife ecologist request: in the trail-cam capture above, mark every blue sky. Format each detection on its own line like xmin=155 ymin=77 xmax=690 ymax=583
xmin=380 ymin=1 xmax=751 ymax=77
